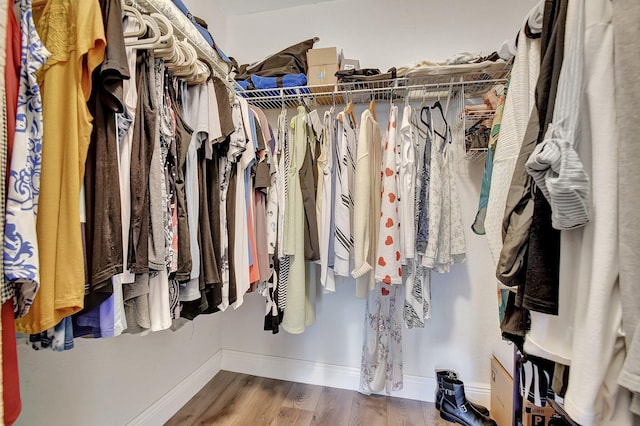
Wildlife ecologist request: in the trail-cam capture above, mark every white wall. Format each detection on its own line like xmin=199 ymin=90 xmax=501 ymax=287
xmin=15 ymin=315 xmax=223 ymax=426
xmin=225 ymin=0 xmax=536 ymax=70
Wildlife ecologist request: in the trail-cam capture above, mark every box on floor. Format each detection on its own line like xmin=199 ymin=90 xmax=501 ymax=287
xmin=522 ymin=400 xmax=558 ymax=426
xmin=491 ymin=356 xmax=515 ymax=426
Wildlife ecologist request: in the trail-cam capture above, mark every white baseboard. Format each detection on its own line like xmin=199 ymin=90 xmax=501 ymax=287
xmin=127 ymin=350 xmax=222 ymax=426
xmin=128 ymin=348 xmax=490 ymax=425
xmin=221 ymin=349 xmax=490 ymax=407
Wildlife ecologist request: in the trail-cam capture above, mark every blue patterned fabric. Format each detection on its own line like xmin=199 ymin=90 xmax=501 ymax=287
xmin=4 ymin=0 xmax=50 ymax=314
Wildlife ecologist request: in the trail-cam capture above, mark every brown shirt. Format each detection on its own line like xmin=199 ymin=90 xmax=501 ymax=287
xmin=83 ymin=0 xmax=129 ymax=309
xmin=213 ymin=77 xmax=235 ymax=141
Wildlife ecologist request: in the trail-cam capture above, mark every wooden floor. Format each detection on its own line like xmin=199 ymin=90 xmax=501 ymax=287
xmin=166 ymin=370 xmax=452 ymax=426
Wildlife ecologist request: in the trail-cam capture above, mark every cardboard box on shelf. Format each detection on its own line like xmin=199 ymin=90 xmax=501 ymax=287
xmin=307 ymin=47 xmax=339 ymax=66
xmin=340 ymin=58 xmax=360 ymax=70
xmin=522 ymin=400 xmax=557 ymax=426
xmin=491 ymin=356 xmax=514 ymax=426
xmin=307 ymin=64 xmax=338 ymax=87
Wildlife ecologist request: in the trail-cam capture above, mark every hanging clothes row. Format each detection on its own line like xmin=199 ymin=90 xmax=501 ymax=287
xmin=255 ymin=94 xmax=467 ymax=394
xmin=474 ymin=0 xmax=640 ymax=424
xmin=263 ymin=97 xmax=467 ymax=330
xmin=2 ymin=0 xmax=266 ymax=347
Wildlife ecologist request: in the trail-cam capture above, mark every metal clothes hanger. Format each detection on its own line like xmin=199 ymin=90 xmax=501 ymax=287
xmin=435 ymin=79 xmax=456 ymax=154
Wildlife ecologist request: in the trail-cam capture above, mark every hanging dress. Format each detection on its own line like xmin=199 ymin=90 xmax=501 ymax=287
xmin=421 ymin=106 xmax=466 ymax=273
xmin=375 ymin=106 xmax=402 ymax=286
xmin=404 ymin=107 xmax=432 ymax=328
xmin=360 ymin=283 xmax=404 ymax=395
xmin=281 ymin=106 xmax=309 ymax=334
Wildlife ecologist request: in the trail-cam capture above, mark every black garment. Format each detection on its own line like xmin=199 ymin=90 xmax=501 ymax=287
xmin=226 ymin=163 xmax=238 ymax=306
xmin=253 ymin=121 xmax=271 ymax=192
xmin=82 ymin=0 xmax=129 ymax=310
xmin=167 ymin=79 xmax=194 ymax=282
xmin=300 ymin=133 xmax=320 ymax=261
xmin=233 ymin=38 xmax=316 ymax=80
xmin=127 ymin=50 xmax=157 ymax=275
xmin=198 ymin=144 xmax=218 ymax=288
xmin=335 ymin=67 xmax=397 ymax=84
xmin=207 ymin=146 xmax=224 ymax=285
xmin=500 ymin=0 xmax=568 ymax=341
xmin=521 ymin=0 xmax=567 ymax=315
xmin=501 ymin=290 xmax=530 ymax=349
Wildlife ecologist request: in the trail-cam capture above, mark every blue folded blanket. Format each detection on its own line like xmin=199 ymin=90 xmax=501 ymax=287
xmin=251 ymin=73 xmax=307 ymax=89
xmin=236 ymin=80 xmax=251 ymax=90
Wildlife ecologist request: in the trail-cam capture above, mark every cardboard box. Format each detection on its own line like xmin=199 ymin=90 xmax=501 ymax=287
xmin=491 ymin=356 xmax=514 ymax=426
xmin=307 ymin=64 xmax=339 ymax=92
xmin=341 ymin=58 xmax=360 ymax=71
xmin=307 ymin=47 xmax=338 ymax=66
xmin=522 ymin=400 xmax=557 ymax=426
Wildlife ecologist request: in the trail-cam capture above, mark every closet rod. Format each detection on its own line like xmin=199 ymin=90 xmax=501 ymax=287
xmin=126 ymin=0 xmax=241 ymax=93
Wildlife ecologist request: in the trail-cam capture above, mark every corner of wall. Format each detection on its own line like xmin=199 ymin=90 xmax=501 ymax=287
xmin=126 ymin=349 xmax=223 ymax=426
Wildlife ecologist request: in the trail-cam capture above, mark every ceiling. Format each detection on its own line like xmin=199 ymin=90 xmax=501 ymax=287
xmin=215 ymin=0 xmax=336 ymax=16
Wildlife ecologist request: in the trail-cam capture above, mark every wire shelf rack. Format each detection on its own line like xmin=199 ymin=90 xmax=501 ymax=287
xmin=239 ymin=66 xmax=510 ymax=110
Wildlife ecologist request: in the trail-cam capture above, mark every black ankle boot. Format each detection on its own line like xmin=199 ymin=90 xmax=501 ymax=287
xmin=435 ymin=370 xmax=490 ymax=416
xmin=440 ymin=377 xmax=497 ymax=426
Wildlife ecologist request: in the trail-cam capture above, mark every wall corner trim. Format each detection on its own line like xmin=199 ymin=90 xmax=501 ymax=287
xmin=126 ymin=349 xmax=222 ymax=426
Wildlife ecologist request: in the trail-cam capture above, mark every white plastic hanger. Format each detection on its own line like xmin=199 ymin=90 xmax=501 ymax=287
xmin=173 ymin=41 xmax=199 ymax=80
xmin=123 ymin=5 xmax=147 ymax=38
xmin=155 ymin=35 xmax=178 ymax=62
xmin=125 ymin=15 xmax=161 ymax=48
xmin=150 ymin=13 xmax=174 ymax=48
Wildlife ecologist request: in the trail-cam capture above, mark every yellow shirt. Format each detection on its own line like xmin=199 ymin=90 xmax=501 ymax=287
xmin=16 ymin=0 xmax=105 ymax=333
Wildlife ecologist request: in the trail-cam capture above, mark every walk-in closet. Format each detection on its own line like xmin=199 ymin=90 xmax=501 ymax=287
xmin=0 ymin=0 xmax=636 ymax=425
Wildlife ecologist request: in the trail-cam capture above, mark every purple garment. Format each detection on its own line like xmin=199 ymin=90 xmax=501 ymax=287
xmin=73 ymin=295 xmax=115 ymax=338
xmin=269 ymin=126 xmax=276 ymax=155
xmin=99 ymin=295 xmax=115 ymax=337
